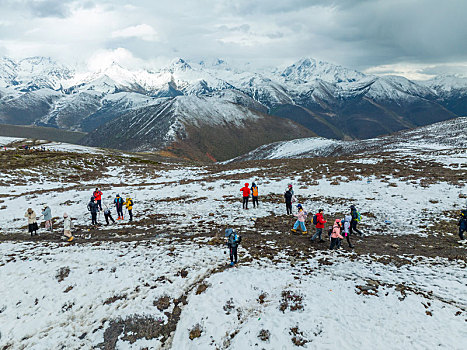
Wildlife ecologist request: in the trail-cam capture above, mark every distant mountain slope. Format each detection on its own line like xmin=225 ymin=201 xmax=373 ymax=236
xmin=0 ymin=55 xmax=466 ymax=154
xmin=80 ymin=95 xmax=315 ymax=161
xmin=228 ymin=116 xmax=467 ymax=162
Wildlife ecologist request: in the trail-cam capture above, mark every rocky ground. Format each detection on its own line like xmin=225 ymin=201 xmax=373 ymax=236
xmin=0 ymin=139 xmax=466 ymax=349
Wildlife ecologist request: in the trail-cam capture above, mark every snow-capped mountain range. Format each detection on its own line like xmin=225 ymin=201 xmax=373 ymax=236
xmin=0 ymin=56 xmax=466 ymax=160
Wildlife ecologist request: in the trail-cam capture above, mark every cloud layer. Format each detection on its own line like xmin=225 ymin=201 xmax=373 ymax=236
xmin=0 ymin=0 xmax=466 ymax=79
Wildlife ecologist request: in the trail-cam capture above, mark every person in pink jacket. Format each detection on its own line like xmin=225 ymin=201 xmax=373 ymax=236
xmin=330 ymin=219 xmax=344 ymax=249
xmin=291 ymin=204 xmax=307 ymax=234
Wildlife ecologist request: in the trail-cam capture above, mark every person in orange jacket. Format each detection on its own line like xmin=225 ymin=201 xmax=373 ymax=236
xmin=240 ymin=183 xmax=251 ymax=209
xmin=250 ymin=182 xmax=259 ymax=208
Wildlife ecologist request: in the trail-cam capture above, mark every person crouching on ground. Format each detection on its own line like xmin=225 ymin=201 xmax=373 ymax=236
xmin=330 ymin=219 xmax=344 ymax=249
xmin=225 ymin=228 xmax=241 ymax=266
xmin=25 ymin=208 xmax=38 ymax=236
xmin=63 ymin=213 xmax=74 ymax=242
xmin=104 ymin=206 xmax=115 ymax=225
xmin=291 ymin=204 xmax=307 ymax=234
xmin=124 ymin=197 xmax=133 ymax=222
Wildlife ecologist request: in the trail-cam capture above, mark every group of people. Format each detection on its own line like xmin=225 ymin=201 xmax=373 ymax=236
xmin=24 ymin=206 xmax=74 ymax=242
xmin=23 ymin=187 xmax=134 ymax=241
xmin=290 ymin=203 xmax=363 ymax=249
xmin=239 ymin=182 xmax=259 ymax=209
xmin=87 ymin=189 xmax=134 ymax=227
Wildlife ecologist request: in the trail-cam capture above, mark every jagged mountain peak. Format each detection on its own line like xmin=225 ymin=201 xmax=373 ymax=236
xmin=169 ymin=58 xmax=192 ymax=72
xmin=281 ymin=57 xmax=366 ymax=84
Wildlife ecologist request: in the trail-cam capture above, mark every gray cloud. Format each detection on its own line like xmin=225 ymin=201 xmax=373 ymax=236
xmin=0 ymin=0 xmax=466 ymax=77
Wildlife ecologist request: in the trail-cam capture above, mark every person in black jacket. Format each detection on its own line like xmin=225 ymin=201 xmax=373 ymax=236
xmin=349 ymin=205 xmax=363 ymax=236
xmin=87 ymin=197 xmax=99 ymax=226
xmin=458 ymin=210 xmax=467 ymax=240
xmin=284 ymin=189 xmax=293 ymax=215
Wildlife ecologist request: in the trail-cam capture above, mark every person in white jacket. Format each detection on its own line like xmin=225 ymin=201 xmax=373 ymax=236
xmin=63 ymin=213 xmax=74 ymax=242
xmin=341 ymin=215 xmax=354 ymax=248
xmin=25 ymin=208 xmax=38 ymax=236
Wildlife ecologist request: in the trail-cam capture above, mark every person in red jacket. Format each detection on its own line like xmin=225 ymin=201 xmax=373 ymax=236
xmin=93 ymin=188 xmax=103 ymax=211
xmin=311 ymin=209 xmax=327 ymax=242
xmin=240 ymin=183 xmax=251 ymax=209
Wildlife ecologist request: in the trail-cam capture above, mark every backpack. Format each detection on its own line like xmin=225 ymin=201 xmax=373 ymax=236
xmin=356 ymin=211 xmax=362 ymax=222
xmin=312 ymin=214 xmax=318 ymax=225
xmin=252 ymin=186 xmax=258 ymax=196
xmin=129 ymin=199 xmax=133 ymax=207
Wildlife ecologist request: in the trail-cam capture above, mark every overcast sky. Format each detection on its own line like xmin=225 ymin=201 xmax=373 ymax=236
xmin=0 ymin=0 xmax=466 ymax=79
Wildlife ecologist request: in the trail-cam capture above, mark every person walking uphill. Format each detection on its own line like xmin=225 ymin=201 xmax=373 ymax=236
xmin=291 ymin=204 xmax=307 ymax=234
xmin=284 ymin=188 xmax=293 ymax=215
xmin=342 ymin=215 xmax=354 ymax=248
xmin=250 ymin=183 xmax=259 ymax=208
xmin=93 ymin=188 xmax=103 ymax=211
xmin=225 ymin=228 xmax=241 ymax=266
xmin=311 ymin=209 xmax=327 ymax=242
xmin=63 ymin=213 xmax=74 ymax=242
xmin=114 ymin=194 xmax=124 ymax=220
xmin=87 ymin=197 xmax=99 ymax=226
xmin=124 ymin=197 xmax=133 ymax=222
xmin=349 ymin=205 xmax=364 ymax=236
xmin=458 ymin=210 xmax=467 ymax=240
xmin=25 ymin=208 xmax=38 ymax=236
xmin=42 ymin=205 xmax=53 ymax=231
xmin=240 ymin=183 xmax=251 ymax=209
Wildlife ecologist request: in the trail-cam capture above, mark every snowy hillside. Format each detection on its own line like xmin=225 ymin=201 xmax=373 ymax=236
xmin=229 ymin=117 xmax=467 ymax=162
xmin=0 ymin=136 xmax=465 ymax=349
xmin=0 ymin=55 xmax=465 ymax=147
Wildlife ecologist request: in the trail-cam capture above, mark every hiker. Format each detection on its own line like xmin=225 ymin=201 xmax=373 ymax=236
xmin=240 ymin=183 xmax=250 ymax=210
xmin=103 ymin=206 xmax=115 ymax=225
xmin=330 ymin=219 xmax=344 ymax=250
xmin=287 ymin=183 xmax=294 ymax=196
xmin=114 ymin=194 xmax=124 ymax=220
xmin=124 ymin=197 xmax=133 ymax=222
xmin=250 ymin=183 xmax=259 ymax=208
xmin=284 ymin=187 xmax=293 ymax=215
xmin=63 ymin=213 xmax=74 ymax=242
xmin=41 ymin=205 xmax=53 ymax=231
xmin=87 ymin=197 xmax=99 ymax=226
xmin=225 ymin=228 xmax=241 ymax=266
xmin=93 ymin=188 xmax=103 ymax=211
xmin=458 ymin=210 xmax=467 ymax=240
xmin=349 ymin=205 xmax=364 ymax=236
xmin=341 ymin=215 xmax=354 ymax=248
xmin=291 ymin=204 xmax=307 ymax=234
xmin=25 ymin=208 xmax=38 ymax=236
xmin=311 ymin=209 xmax=327 ymax=242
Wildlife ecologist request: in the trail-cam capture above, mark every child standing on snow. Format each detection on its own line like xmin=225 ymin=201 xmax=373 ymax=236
xmin=330 ymin=219 xmax=344 ymax=249
xmin=63 ymin=213 xmax=74 ymax=242
xmin=123 ymin=197 xmax=134 ymax=222
xmin=41 ymin=205 xmax=52 ymax=231
xmin=291 ymin=204 xmax=307 ymax=234
xmin=225 ymin=228 xmax=241 ymax=266
xmin=341 ymin=215 xmax=354 ymax=248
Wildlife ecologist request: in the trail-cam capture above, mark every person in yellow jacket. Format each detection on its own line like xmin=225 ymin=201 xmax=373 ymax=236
xmin=250 ymin=182 xmax=259 ymax=208
xmin=123 ymin=197 xmax=134 ymax=222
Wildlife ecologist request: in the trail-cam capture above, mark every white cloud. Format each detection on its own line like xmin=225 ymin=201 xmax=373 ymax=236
xmin=111 ymin=24 xmax=159 ymax=42
xmin=86 ymin=48 xmax=144 ymax=71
